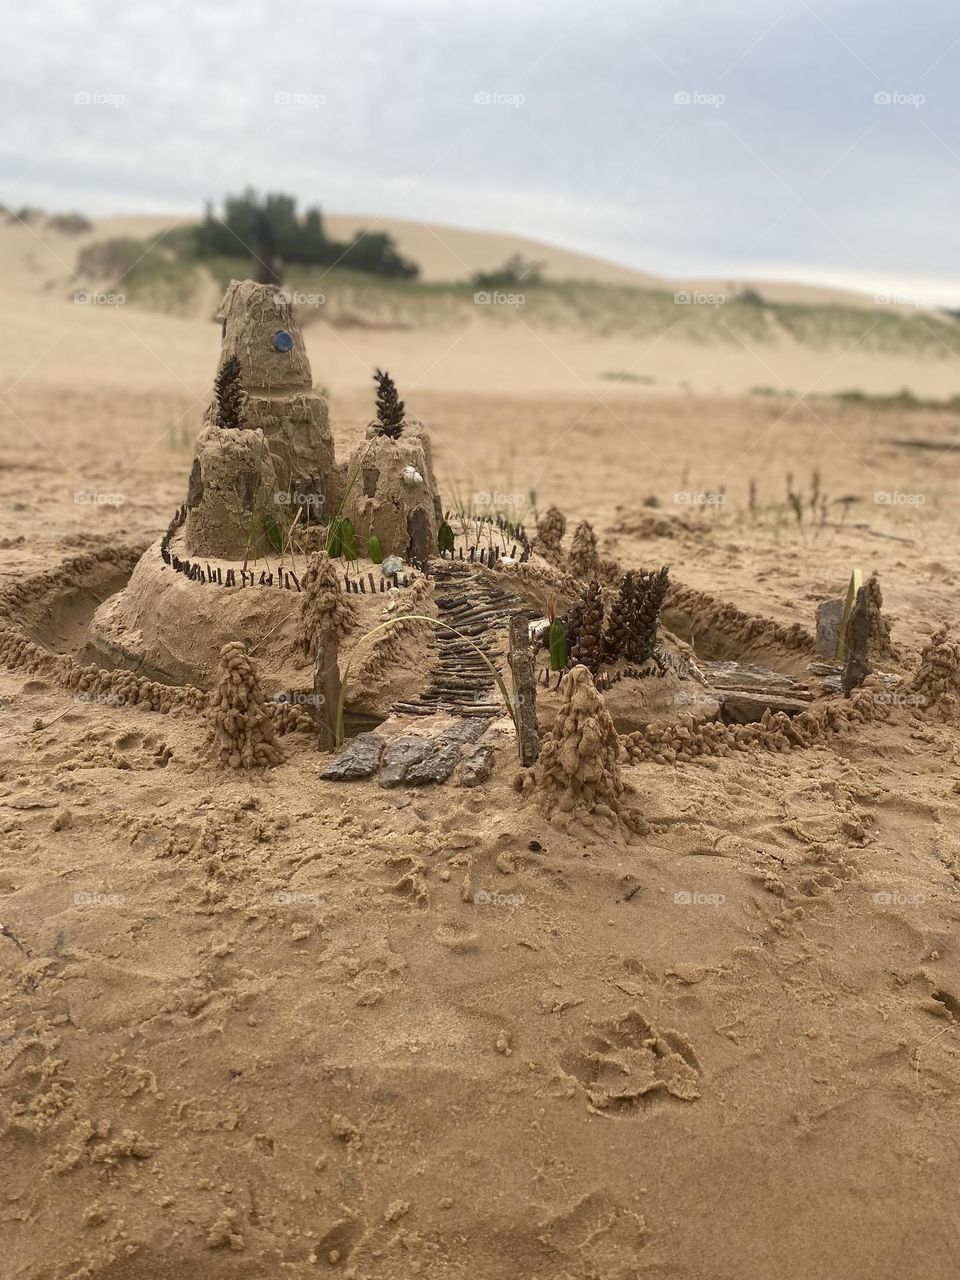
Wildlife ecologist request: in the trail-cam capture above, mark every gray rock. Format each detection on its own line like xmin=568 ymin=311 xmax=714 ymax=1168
xmin=319 ymin=732 xmax=384 ymax=780
xmin=405 ymin=742 xmax=463 ymax=785
xmin=378 ymin=735 xmax=434 ymax=787
xmin=381 ymin=555 xmax=405 ymax=577
xmin=459 ymin=744 xmax=494 ymax=787
xmin=816 ymin=597 xmax=845 ymax=658
xmin=439 ymin=717 xmax=491 ymax=747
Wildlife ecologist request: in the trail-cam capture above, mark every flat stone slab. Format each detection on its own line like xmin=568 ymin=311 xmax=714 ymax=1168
xmin=378 ymin=735 xmax=435 ymax=787
xmin=322 ymin=720 xmax=493 ymax=788
xmin=816 ymin=598 xmax=845 ymax=658
xmin=438 ymin=718 xmax=491 ymax=747
xmin=320 ymin=732 xmax=385 ymax=780
xmin=405 ymin=741 xmax=463 ymax=785
xmin=459 ymin=744 xmax=494 ymax=787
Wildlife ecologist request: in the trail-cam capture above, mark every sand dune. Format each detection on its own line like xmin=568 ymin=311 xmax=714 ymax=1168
xmin=2 ymin=211 xmax=958 ymax=404
xmin=4 ymin=208 xmax=889 ymax=306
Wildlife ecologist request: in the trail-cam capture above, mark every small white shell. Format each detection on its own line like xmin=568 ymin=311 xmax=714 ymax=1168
xmin=402 ymin=466 xmax=424 ymax=486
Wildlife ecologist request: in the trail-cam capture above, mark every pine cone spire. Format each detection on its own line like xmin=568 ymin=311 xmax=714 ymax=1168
xmin=373 ymin=369 xmax=405 ymax=438
xmin=568 ymin=520 xmax=600 ymax=580
xmin=214 ymin=356 xmax=245 ymax=430
xmin=570 ymin=579 xmax=604 ymax=673
xmin=559 ymin=595 xmax=585 ymax=658
xmin=534 ymin=505 xmax=566 ymax=565
xmin=601 ymin=572 xmax=636 ymax=663
xmin=629 ymin=566 xmax=670 ymax=663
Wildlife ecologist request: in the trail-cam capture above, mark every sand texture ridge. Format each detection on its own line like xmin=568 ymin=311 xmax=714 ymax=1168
xmin=3 ymin=230 xmax=960 ymax=1280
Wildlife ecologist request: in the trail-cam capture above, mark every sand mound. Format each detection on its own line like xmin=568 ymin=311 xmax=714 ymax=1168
xmin=205 ymin=641 xmax=284 ymax=769
xmin=908 ymin=627 xmax=960 ymax=714
xmin=515 ymin=664 xmax=644 ymax=834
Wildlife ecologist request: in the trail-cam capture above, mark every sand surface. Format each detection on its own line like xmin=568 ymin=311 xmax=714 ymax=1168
xmin=2 ymin=226 xmax=960 ymax=1280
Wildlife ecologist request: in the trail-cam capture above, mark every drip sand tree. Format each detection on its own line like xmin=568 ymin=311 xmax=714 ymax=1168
xmin=206 ymin=642 xmax=284 ymax=769
xmin=515 ymin=665 xmax=644 ymax=837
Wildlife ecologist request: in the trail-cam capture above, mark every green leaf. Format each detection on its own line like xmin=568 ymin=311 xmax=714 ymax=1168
xmin=262 ymin=514 xmax=283 ymax=553
xmin=548 ymin=618 xmax=568 ymax=672
xmin=366 ymin=534 xmax=383 ymax=564
xmin=437 ymin=519 xmax=455 ymax=555
xmin=340 ymin=517 xmax=358 ymax=562
xmin=325 ymin=520 xmax=343 ymax=558
xmin=837 ymin=568 xmax=862 ymax=661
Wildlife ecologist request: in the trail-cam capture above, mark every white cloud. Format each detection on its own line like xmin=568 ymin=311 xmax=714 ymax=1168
xmin=4 ymin=0 xmax=960 ymax=297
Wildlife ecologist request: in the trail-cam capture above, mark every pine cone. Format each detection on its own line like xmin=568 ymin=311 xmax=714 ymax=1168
xmin=373 ymin=369 xmax=405 ymax=438
xmin=571 ymin=580 xmax=604 ymax=673
xmin=214 ymin=356 xmax=245 ymax=430
xmin=601 ymin=572 xmax=636 ymax=663
xmin=629 ymin=566 xmax=669 ymax=663
xmin=561 ymin=596 xmax=585 ymax=655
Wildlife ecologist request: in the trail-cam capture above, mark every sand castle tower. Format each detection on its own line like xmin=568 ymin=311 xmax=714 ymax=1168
xmin=342 ymin=370 xmax=442 ymax=563
xmin=185 ymin=281 xmax=338 ymax=557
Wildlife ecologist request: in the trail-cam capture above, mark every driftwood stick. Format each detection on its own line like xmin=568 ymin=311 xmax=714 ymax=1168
xmin=314 ymin=627 xmax=342 ymax=753
xmin=842 ymin=586 xmax=871 ymax=696
xmin=508 ymin=614 xmax=540 ymax=766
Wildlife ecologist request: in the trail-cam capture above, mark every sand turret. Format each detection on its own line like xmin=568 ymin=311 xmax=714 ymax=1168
xmin=342 ymin=371 xmax=441 ymax=563
xmin=184 ymin=282 xmax=338 ymax=560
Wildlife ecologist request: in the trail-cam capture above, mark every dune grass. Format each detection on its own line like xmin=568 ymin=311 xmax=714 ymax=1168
xmin=74 ymin=228 xmax=960 ymax=358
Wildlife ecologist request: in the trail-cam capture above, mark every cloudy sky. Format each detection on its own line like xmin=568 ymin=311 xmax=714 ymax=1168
xmin=4 ymin=0 xmax=960 ymax=299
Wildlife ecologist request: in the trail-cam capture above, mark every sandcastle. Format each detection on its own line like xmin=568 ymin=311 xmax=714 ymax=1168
xmin=0 ymin=276 xmax=915 ymax=808
xmin=86 ymin=281 xmax=444 ymax=707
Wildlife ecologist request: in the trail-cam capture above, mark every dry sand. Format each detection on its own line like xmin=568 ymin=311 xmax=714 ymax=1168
xmin=2 ymin=224 xmax=960 ymax=1280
